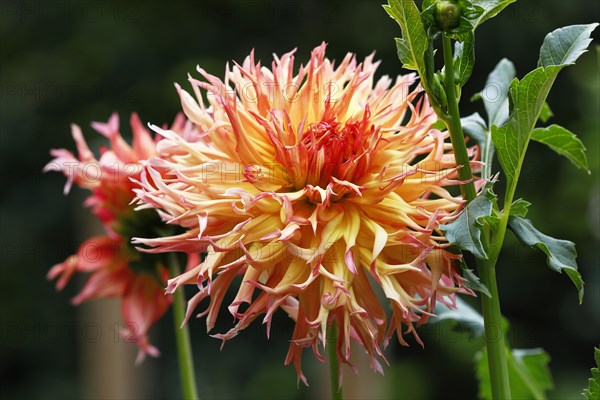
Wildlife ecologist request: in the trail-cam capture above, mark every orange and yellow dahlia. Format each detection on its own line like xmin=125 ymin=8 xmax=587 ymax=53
xmin=45 ymin=113 xmax=199 ymax=363
xmin=134 ymin=43 xmax=480 ymax=381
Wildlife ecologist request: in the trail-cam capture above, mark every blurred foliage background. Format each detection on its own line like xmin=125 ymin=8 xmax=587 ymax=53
xmin=1 ymin=1 xmax=599 ymax=399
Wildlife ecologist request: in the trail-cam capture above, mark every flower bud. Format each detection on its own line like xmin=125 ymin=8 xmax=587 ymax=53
xmin=434 ymin=1 xmax=461 ymax=31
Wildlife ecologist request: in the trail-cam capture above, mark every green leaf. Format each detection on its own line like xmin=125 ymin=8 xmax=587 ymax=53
xmin=462 ymin=112 xmax=494 ymax=180
xmin=510 ymin=349 xmax=554 ymax=400
xmin=492 ymin=24 xmax=597 ymax=193
xmin=532 ymin=124 xmax=590 ymax=172
xmin=384 ymin=0 xmax=428 ymax=73
xmin=483 ymin=213 xmax=500 ymax=234
xmin=462 ymin=267 xmax=492 ymax=298
xmin=508 ymin=216 xmax=584 ymax=303
xmin=384 ymin=0 xmax=443 ymax=106
xmin=439 ymin=195 xmax=493 ymax=259
xmin=471 ymin=0 xmax=517 ymax=28
xmin=483 ymin=188 xmax=501 ymax=232
xmin=539 ymin=102 xmax=554 ymax=123
xmin=431 ymin=119 xmax=447 ymax=130
xmin=394 ymin=37 xmax=417 ymax=70
xmin=482 ymin=58 xmax=516 ymax=127
xmin=462 ymin=112 xmax=489 ymax=179
xmin=491 ymin=67 xmax=559 ymax=190
xmin=510 ymin=199 xmax=531 ymax=217
xmin=583 ymin=347 xmax=600 ymax=400
xmin=462 ymin=112 xmax=487 ymax=144
xmin=453 ymin=30 xmax=475 ymax=86
xmin=430 ymin=296 xmax=484 ymax=337
xmin=466 ymin=59 xmax=515 ymax=180
xmin=476 ymin=348 xmax=554 ymax=400
xmin=539 ymin=24 xmax=600 ymax=67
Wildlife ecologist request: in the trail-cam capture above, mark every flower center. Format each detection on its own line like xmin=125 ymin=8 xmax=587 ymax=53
xmin=300 ymin=110 xmax=380 ymax=188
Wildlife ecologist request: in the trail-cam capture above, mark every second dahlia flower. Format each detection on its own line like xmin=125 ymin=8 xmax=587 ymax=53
xmin=45 ymin=113 xmax=199 ymax=363
xmin=135 ymin=43 xmax=480 ymax=381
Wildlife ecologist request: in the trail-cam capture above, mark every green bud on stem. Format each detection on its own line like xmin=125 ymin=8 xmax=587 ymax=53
xmin=434 ymin=0 xmax=461 ymax=31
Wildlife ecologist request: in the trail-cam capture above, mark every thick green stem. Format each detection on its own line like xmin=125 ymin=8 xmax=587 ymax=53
xmin=440 ymin=34 xmax=511 ymax=400
xmin=168 ymin=254 xmax=199 ymax=400
xmin=441 ymin=34 xmax=477 ymax=202
xmin=327 ymin=324 xmax=343 ymax=400
xmin=478 ymin=258 xmax=511 ymax=399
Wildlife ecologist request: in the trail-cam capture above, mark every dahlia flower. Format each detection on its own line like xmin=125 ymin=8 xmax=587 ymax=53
xmin=134 ymin=43 xmax=480 ymax=382
xmin=45 ymin=113 xmax=199 ymax=363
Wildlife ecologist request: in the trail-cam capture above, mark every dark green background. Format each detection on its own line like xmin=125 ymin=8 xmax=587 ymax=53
xmin=1 ymin=1 xmax=599 ymax=399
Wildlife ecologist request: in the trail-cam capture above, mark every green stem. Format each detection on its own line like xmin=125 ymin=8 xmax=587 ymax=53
xmin=327 ymin=324 xmax=343 ymax=400
xmin=440 ymin=34 xmax=511 ymax=400
xmin=478 ymin=257 xmax=511 ymax=399
xmin=441 ymin=34 xmax=477 ymax=203
xmin=168 ymin=254 xmax=199 ymax=400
